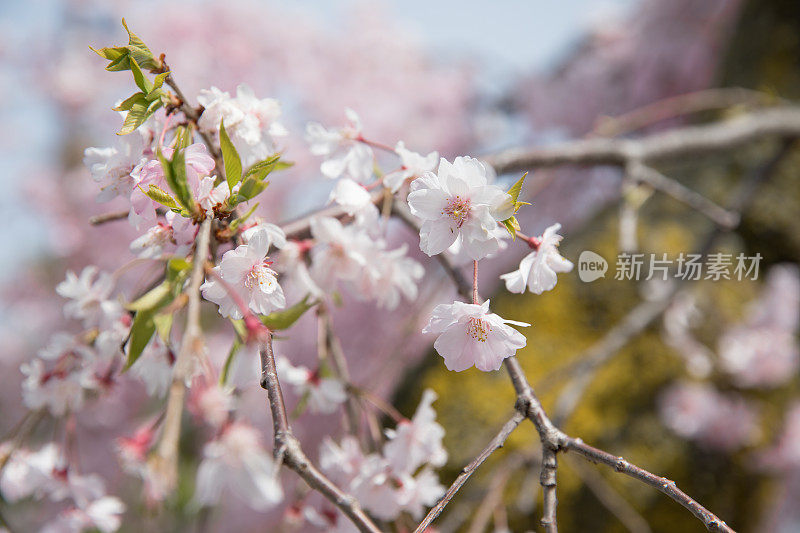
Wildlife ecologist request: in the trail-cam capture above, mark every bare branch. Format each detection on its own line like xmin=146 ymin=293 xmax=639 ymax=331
xmin=562 ymin=438 xmax=733 ymax=533
xmin=627 ymin=162 xmax=739 ymax=229
xmin=540 ymin=447 xmax=559 ymax=533
xmin=413 ymin=411 xmax=526 ymax=533
xmin=485 ymin=107 xmax=800 ymax=174
xmin=258 ymin=337 xmax=382 ymax=533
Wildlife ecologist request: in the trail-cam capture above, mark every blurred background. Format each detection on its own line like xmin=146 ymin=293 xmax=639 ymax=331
xmin=1 ymin=0 xmax=800 ymax=531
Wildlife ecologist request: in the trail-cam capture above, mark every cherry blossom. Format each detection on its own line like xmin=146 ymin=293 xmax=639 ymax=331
xmin=193 ymin=422 xmax=283 ymax=511
xmin=407 ymin=156 xmax=513 ymax=260
xmin=383 ymin=141 xmax=439 ymax=192
xmin=422 ymin=300 xmax=529 ymax=372
xmin=56 ymin=267 xmax=123 ymax=330
xmin=328 ymin=178 xmax=379 ymax=228
xmin=241 ymin=219 xmax=287 ymax=249
xmin=129 ymin=143 xmax=215 ymax=229
xmin=20 ymin=357 xmax=97 ymax=416
xmin=500 ymin=223 xmax=574 ymax=295
xmin=305 ymin=109 xmax=374 ymax=183
xmin=41 ymin=496 xmax=126 ymax=533
xmin=128 ymin=336 xmax=173 ymax=397
xmin=83 ymin=133 xmax=148 ymax=203
xmin=276 ymin=355 xmax=346 ymax=414
xmin=201 ymin=228 xmax=286 ymax=319
xmin=197 ymin=84 xmax=288 ymax=166
xmin=383 ymin=389 xmax=447 ymax=474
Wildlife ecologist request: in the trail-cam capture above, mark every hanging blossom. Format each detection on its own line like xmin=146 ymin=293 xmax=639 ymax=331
xmin=308 ymin=217 xmax=423 ymax=310
xmin=501 ymin=223 xmax=574 ymax=295
xmin=305 ymin=108 xmax=374 ymax=183
xmin=193 ymin=422 xmax=283 ymax=511
xmin=383 ymin=141 xmax=439 ymax=192
xmin=329 ymin=178 xmax=379 ymax=229
xmin=318 ymin=389 xmax=446 ymax=521
xmin=197 ymin=84 xmax=288 ymax=167
xmin=407 ymin=156 xmax=513 ymax=260
xmin=201 ymin=227 xmax=286 ymax=319
xmin=275 ymin=355 xmax=347 ymax=414
xmin=423 ymin=300 xmax=529 ymax=372
xmin=1 ymin=443 xmax=125 ymax=532
xmin=128 ymin=336 xmax=174 ymax=398
xmin=128 ymin=143 xmax=216 ymax=230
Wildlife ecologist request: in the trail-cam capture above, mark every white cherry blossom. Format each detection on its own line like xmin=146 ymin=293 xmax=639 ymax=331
xmin=193 ymin=422 xmax=282 ymax=511
xmin=328 ymin=178 xmax=379 ymax=228
xmin=383 ymin=141 xmax=438 ymax=192
xmin=383 ymin=389 xmax=447 ymax=474
xmin=407 ymin=156 xmax=513 ymax=260
xmin=83 ymin=133 xmax=148 ymax=203
xmin=501 ymin=223 xmax=574 ymax=295
xmin=56 ymin=267 xmax=123 ymax=330
xmin=201 ymin=228 xmax=286 ymax=319
xmin=305 ymin=109 xmax=374 ymax=183
xmin=422 ymin=300 xmax=529 ymax=372
xmin=276 ymin=355 xmax=346 ymax=414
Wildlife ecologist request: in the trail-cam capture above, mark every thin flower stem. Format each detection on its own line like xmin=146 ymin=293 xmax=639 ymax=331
xmin=357 ymin=135 xmax=396 ymax=153
xmin=472 ymin=260 xmax=479 ymax=304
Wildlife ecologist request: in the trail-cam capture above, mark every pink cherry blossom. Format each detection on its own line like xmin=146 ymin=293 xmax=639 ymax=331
xmin=383 ymin=141 xmax=438 ymax=193
xmin=423 ymin=300 xmax=529 ymax=372
xmin=407 ymin=156 xmax=513 ymax=260
xmin=306 ymin=109 xmax=374 ymax=183
xmin=276 ymin=355 xmax=346 ymax=414
xmin=501 ymin=223 xmax=574 ymax=295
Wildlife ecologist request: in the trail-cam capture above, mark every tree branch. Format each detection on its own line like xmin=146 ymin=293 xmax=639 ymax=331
xmin=258 ymin=337 xmax=382 ymax=533
xmin=413 ymin=411 xmax=526 ymax=533
xmin=485 ymin=107 xmax=800 ymax=173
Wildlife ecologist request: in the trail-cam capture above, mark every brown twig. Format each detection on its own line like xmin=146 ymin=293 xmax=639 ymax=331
xmin=258 ymin=337 xmax=381 ymax=533
xmin=413 ymin=411 xmax=526 ymax=533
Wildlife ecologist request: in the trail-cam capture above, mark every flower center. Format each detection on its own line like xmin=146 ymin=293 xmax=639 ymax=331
xmin=442 ymin=196 xmax=471 ymax=228
xmin=245 ymin=262 xmax=276 ymax=292
xmin=466 ymin=317 xmax=492 ymax=342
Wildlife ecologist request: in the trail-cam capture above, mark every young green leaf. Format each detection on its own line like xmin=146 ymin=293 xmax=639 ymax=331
xmin=234 ymin=176 xmax=269 ymax=205
xmin=117 ymin=97 xmax=161 ymax=135
xmin=141 ymin=184 xmax=180 ymax=210
xmin=228 ymin=203 xmax=260 ymax=233
xmin=219 ymin=120 xmax=242 ymax=191
xmin=242 ymin=154 xmax=281 ymax=181
xmin=220 ymin=339 xmax=242 ymax=386
xmin=158 ymin=149 xmax=194 ymax=213
xmin=126 ymin=309 xmax=157 ymax=369
xmin=90 ymin=18 xmax=160 ymax=72
xmin=261 ymin=295 xmax=316 ymax=331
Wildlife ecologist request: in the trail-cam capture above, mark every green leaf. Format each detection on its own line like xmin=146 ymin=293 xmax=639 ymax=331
xmin=126 ymin=309 xmax=157 ymax=369
xmin=242 ymin=154 xmax=281 ymax=180
xmin=159 ymin=149 xmax=194 ymax=212
xmin=219 ymin=339 xmax=242 ymax=386
xmin=228 ymin=203 xmax=259 ymax=233
xmin=141 ymin=184 xmax=180 ymax=210
xmin=219 ymin=120 xmax=242 ymax=191
xmin=506 ymin=172 xmax=527 ymax=206
xmin=261 ymin=295 xmax=316 ymax=331
xmin=127 ymin=282 xmax=172 ymax=312
xmin=114 ymin=92 xmax=146 ymax=112
xmin=167 ymin=257 xmax=192 ymax=279
xmin=128 ymin=57 xmax=152 ymax=94
xmin=153 ymin=311 xmax=174 ymax=342
xmin=502 ymin=216 xmax=521 ymax=239
xmin=234 ymin=176 xmax=269 ymax=205
xmin=90 ymin=18 xmax=160 ymax=72
xmin=117 ymin=96 xmax=161 ymax=135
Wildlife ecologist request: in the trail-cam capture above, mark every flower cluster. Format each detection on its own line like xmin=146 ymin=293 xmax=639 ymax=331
xmin=317 ymin=390 xmax=447 ymax=522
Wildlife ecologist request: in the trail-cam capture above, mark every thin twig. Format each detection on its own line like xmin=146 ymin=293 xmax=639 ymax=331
xmin=258 ymin=337 xmax=381 ymax=533
xmin=466 ymin=455 xmax=525 ymax=533
xmin=413 ymin=411 xmax=526 ymax=533
xmin=89 ymin=210 xmax=129 ymax=225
